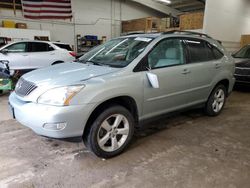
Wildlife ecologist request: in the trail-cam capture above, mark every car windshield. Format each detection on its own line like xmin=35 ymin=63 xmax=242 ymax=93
xmin=78 ymin=37 xmax=153 ymax=68
xmin=233 ymin=45 xmax=250 ymax=58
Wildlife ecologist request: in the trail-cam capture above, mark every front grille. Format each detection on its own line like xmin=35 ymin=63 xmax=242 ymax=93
xmin=235 ymin=67 xmax=250 ymax=75
xmin=15 ymin=77 xmax=37 ymax=96
xmin=234 ymin=75 xmax=250 ymax=82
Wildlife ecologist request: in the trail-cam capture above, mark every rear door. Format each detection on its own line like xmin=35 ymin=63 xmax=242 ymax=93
xmin=27 ymin=42 xmax=56 ymax=69
xmin=183 ymin=38 xmax=222 ymax=103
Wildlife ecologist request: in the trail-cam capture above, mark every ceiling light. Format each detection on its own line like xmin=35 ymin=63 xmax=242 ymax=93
xmin=157 ymin=0 xmax=171 ymax=4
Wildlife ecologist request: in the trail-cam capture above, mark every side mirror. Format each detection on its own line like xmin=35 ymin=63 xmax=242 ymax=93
xmin=1 ymin=49 xmax=9 ymax=54
xmin=146 ymin=72 xmax=159 ymax=88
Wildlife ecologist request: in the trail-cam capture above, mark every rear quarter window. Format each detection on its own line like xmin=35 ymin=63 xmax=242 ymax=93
xmin=212 ymin=46 xmax=224 ymax=59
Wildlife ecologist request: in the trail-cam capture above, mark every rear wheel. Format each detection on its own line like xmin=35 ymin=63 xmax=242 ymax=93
xmin=205 ymin=84 xmax=226 ymax=116
xmin=84 ymin=105 xmax=134 ymax=158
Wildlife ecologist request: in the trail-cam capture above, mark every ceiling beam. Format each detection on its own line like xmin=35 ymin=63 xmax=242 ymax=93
xmin=178 ymin=5 xmax=204 ymax=12
xmin=170 ymin=0 xmax=195 ymax=6
xmin=171 ymin=1 xmax=203 ymax=9
xmin=130 ymin=0 xmax=181 ymax=17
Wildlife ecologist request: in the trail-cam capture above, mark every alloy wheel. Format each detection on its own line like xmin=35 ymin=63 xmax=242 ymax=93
xmin=212 ymin=88 xmax=225 ymax=113
xmin=97 ymin=114 xmax=130 ymax=152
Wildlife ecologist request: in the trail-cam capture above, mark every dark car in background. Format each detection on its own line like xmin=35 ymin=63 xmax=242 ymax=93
xmin=232 ymin=45 xmax=250 ymax=86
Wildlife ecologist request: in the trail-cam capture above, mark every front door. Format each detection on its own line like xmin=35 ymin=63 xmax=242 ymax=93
xmin=142 ymin=38 xmax=191 ymax=119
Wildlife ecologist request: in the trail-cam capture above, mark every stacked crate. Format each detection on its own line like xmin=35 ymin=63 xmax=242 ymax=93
xmin=179 ymin=12 xmax=204 ymax=30
xmin=122 ymin=17 xmax=160 ymax=34
xmin=241 ymin=35 xmax=250 ymax=47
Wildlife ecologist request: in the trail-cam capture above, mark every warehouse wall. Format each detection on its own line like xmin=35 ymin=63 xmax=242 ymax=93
xmin=203 ymin=0 xmax=250 ymax=52
xmin=0 ymin=0 xmax=165 ymax=48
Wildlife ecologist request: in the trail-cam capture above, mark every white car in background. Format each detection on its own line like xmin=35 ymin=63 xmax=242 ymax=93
xmin=0 ymin=41 xmax=76 ymax=73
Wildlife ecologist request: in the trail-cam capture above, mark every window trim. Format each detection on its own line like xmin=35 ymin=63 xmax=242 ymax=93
xmin=133 ymin=37 xmax=188 ymax=72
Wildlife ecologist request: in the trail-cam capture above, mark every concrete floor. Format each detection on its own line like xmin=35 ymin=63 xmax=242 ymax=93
xmin=0 ymin=89 xmax=250 ymax=188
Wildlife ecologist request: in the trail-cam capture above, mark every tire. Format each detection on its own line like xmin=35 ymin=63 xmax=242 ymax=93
xmin=0 ymin=90 xmax=3 ymax=94
xmin=84 ymin=105 xmax=135 ymax=158
xmin=205 ymin=84 xmax=227 ymax=116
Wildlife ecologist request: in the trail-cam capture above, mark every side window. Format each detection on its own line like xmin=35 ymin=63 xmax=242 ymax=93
xmin=148 ymin=38 xmax=185 ymax=69
xmin=29 ymin=42 xmax=51 ymax=52
xmin=186 ymin=39 xmax=210 ymax=63
xmin=212 ymin=46 xmax=224 ymax=59
xmin=6 ymin=42 xmax=27 ymax=53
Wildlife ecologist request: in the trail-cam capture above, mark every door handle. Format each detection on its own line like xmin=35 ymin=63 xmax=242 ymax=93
xmin=22 ymin=54 xmax=28 ymax=56
xmin=182 ymin=69 xmax=191 ymax=74
xmin=50 ymin=53 xmax=55 ymax=55
xmin=215 ymin=63 xmax=222 ymax=69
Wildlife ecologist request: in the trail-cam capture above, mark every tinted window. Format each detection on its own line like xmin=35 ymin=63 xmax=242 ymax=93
xmin=148 ymin=38 xmax=185 ymax=69
xmin=186 ymin=39 xmax=212 ymax=63
xmin=212 ymin=46 xmax=224 ymax=59
xmin=29 ymin=42 xmax=52 ymax=52
xmin=6 ymin=42 xmax=27 ymax=52
xmin=53 ymin=43 xmax=72 ymax=51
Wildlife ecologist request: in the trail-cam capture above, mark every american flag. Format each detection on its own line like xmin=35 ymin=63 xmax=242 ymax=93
xmin=21 ymin=0 xmax=72 ymax=19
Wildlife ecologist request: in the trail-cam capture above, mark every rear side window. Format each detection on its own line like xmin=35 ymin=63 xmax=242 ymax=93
xmin=29 ymin=42 xmax=53 ymax=52
xmin=53 ymin=43 xmax=72 ymax=51
xmin=185 ymin=39 xmax=213 ymax=63
xmin=6 ymin=42 xmax=27 ymax=52
xmin=186 ymin=39 xmax=224 ymax=63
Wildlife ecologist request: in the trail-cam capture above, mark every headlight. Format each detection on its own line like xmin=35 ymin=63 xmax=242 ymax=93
xmin=37 ymin=85 xmax=84 ymax=106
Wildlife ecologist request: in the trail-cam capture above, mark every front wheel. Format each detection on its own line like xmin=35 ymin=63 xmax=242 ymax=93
xmin=84 ymin=105 xmax=135 ymax=158
xmin=205 ymin=85 xmax=227 ymax=116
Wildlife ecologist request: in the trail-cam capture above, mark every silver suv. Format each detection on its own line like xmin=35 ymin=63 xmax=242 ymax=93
xmin=9 ymin=31 xmax=235 ymax=158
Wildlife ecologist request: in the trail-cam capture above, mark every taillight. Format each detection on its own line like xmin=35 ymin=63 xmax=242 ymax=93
xmin=69 ymin=51 xmax=76 ymax=57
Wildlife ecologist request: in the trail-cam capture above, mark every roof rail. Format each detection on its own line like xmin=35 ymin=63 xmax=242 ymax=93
xmin=162 ymin=30 xmax=212 ymax=39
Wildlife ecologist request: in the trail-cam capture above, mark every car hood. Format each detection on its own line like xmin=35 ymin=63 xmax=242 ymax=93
xmin=22 ymin=62 xmax=120 ymax=86
xmin=235 ymin=60 xmax=250 ymax=68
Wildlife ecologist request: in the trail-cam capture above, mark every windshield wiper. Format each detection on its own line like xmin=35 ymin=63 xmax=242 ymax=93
xmin=86 ymin=60 xmax=110 ymax=67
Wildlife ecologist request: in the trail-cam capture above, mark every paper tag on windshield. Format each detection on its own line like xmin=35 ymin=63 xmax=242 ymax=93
xmin=134 ymin=37 xmax=152 ymax=42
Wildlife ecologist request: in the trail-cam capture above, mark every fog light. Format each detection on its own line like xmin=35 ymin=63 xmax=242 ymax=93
xmin=43 ymin=122 xmax=67 ymax=130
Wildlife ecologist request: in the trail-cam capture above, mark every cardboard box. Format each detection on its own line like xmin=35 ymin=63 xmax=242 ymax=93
xmin=2 ymin=20 xmax=15 ymax=28
xmin=16 ymin=23 xmax=27 ymax=29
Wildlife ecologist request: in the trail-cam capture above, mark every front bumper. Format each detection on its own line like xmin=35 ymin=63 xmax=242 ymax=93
xmin=9 ymin=92 xmax=95 ymax=138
